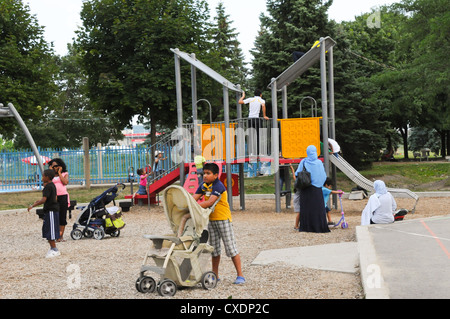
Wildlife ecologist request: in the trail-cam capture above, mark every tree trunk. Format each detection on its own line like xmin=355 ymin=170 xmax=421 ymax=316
xmin=438 ymin=129 xmax=447 ymax=158
xmin=446 ymin=130 xmax=449 ymax=156
xmin=150 ymin=118 xmax=157 ymax=167
xmin=400 ymin=125 xmax=409 ymax=160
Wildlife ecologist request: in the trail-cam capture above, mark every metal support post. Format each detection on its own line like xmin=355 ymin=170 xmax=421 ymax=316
xmin=174 ymin=51 xmax=185 ymax=185
xmin=6 ymin=103 xmax=45 ymax=175
xmin=271 ymin=79 xmax=281 ymax=213
xmin=320 ymin=38 xmax=330 ymax=176
xmin=223 ymin=85 xmax=233 ymax=210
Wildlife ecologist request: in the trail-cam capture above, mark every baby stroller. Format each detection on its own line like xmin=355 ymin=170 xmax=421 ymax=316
xmin=136 ymin=185 xmax=219 ymax=297
xmin=71 ymin=183 xmax=126 ymax=240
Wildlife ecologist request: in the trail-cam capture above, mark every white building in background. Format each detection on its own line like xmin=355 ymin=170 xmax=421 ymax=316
xmin=119 ymin=125 xmax=150 ymax=147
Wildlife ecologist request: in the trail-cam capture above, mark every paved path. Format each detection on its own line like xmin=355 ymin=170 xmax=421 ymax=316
xmin=359 ymin=215 xmax=450 ymax=299
xmin=253 ymin=214 xmax=450 ymax=299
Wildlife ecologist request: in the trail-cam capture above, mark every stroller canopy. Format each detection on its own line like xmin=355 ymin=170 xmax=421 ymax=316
xmin=90 ymin=185 xmax=120 ymax=209
xmin=162 ymin=185 xmax=212 ymax=238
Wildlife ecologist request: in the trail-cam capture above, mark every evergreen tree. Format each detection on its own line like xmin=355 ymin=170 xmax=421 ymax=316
xmin=198 ymin=1 xmax=248 ymax=121
xmin=211 ymin=2 xmax=247 ymax=85
xmin=251 ymin=0 xmax=387 ymax=167
xmin=251 ymin=0 xmax=333 ymax=108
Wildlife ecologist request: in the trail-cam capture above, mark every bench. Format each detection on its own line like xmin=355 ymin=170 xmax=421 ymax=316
xmin=36 ymin=200 xmax=77 ymax=219
xmin=124 ymin=194 xmax=159 ymax=206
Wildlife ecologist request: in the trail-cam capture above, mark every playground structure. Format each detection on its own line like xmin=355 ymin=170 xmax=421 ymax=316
xmin=127 ymin=37 xmax=336 ymax=212
xmin=172 ymin=36 xmax=337 ymax=213
xmin=125 ymin=36 xmax=419 ymax=213
xmin=0 ymin=103 xmax=46 ymax=181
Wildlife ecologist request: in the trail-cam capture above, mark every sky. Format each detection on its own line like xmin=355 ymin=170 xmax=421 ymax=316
xmin=25 ymin=0 xmax=401 ymax=62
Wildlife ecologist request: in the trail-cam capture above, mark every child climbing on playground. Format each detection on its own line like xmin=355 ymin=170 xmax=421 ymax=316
xmin=27 ymin=169 xmax=60 ymax=258
xmin=133 ymin=166 xmax=151 ymax=198
xmin=192 ymin=162 xmax=245 ymax=284
xmin=322 ymin=177 xmax=344 ymax=225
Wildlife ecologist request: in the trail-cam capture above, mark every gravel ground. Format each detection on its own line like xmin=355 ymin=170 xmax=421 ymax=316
xmin=1 ymin=195 xmax=448 ymax=300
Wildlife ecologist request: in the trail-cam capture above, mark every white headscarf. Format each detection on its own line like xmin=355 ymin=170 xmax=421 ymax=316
xmin=374 ymin=180 xmax=388 ymax=197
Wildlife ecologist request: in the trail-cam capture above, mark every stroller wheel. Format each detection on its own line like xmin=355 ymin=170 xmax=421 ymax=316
xmin=93 ymin=228 xmax=105 ymax=240
xmin=201 ymin=271 xmax=218 ymax=290
xmin=137 ymin=276 xmax=156 ymax=293
xmin=110 ymin=229 xmax=120 ymax=237
xmin=158 ymin=279 xmax=177 ymax=297
xmin=84 ymin=229 xmax=93 ymax=238
xmin=70 ymin=229 xmax=83 ymax=240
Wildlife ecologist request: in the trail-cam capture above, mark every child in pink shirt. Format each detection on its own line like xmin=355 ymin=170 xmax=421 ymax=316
xmin=48 ymin=158 xmax=70 ymax=242
xmin=134 ymin=167 xmax=151 ymax=197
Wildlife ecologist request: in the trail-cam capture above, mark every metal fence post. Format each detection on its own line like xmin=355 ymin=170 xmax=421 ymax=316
xmin=83 ymin=137 xmax=91 ymax=189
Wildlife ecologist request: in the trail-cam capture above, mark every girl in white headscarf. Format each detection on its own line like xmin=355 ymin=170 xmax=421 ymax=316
xmin=361 ymin=180 xmax=397 ymax=225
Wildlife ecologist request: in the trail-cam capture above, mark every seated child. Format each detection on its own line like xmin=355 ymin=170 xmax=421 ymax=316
xmin=322 ymin=177 xmax=344 ymax=225
xmin=177 ymin=213 xmax=191 ymax=237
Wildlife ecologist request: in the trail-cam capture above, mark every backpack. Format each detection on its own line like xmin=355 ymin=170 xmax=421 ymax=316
xmin=295 ymin=165 xmax=311 ymax=190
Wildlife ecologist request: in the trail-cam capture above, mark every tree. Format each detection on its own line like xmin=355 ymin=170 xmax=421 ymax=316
xmin=341 ymin=6 xmax=422 ymax=160
xmin=14 ymin=45 xmax=123 ymax=149
xmin=53 ymin=44 xmax=123 ymax=147
xmin=251 ymin=0 xmax=333 ymax=103
xmin=409 ymin=127 xmax=441 ymax=155
xmin=251 ymin=0 xmax=388 ymax=168
xmin=0 ymin=0 xmax=58 ymax=139
xmin=210 ymin=2 xmax=247 ymax=86
xmin=75 ymin=0 xmax=211 ymax=147
xmin=393 ymin=0 xmax=450 ymax=157
xmin=195 ymin=1 xmax=248 ymax=122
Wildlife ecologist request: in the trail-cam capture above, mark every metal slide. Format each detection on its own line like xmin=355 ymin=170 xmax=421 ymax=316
xmin=329 ymin=154 xmax=419 ymax=213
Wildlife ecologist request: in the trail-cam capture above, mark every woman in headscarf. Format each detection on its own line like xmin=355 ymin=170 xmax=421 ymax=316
xmin=295 ymin=145 xmax=329 ymax=233
xmin=361 ymin=180 xmax=397 ymax=225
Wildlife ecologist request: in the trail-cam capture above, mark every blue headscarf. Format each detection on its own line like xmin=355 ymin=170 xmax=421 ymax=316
xmin=295 ymin=145 xmax=327 ymax=188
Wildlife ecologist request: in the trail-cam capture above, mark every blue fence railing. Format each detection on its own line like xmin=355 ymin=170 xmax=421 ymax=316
xmin=0 ymin=142 xmax=269 ymax=193
xmin=0 ymin=146 xmax=150 ymax=193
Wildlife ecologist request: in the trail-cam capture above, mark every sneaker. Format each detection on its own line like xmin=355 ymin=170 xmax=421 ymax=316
xmin=233 ymin=276 xmax=245 ymax=284
xmin=45 ymin=249 xmax=60 ymax=258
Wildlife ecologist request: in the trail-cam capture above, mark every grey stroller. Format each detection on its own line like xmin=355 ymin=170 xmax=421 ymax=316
xmin=135 ymin=185 xmax=219 ymax=297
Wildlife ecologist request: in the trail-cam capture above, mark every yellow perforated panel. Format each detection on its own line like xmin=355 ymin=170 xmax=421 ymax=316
xmin=201 ymin=123 xmax=235 ymax=161
xmin=280 ymin=117 xmax=321 ymax=158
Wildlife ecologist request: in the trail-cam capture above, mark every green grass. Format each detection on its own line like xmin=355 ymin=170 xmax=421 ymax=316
xmin=1 ymin=162 xmax=448 ymax=210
